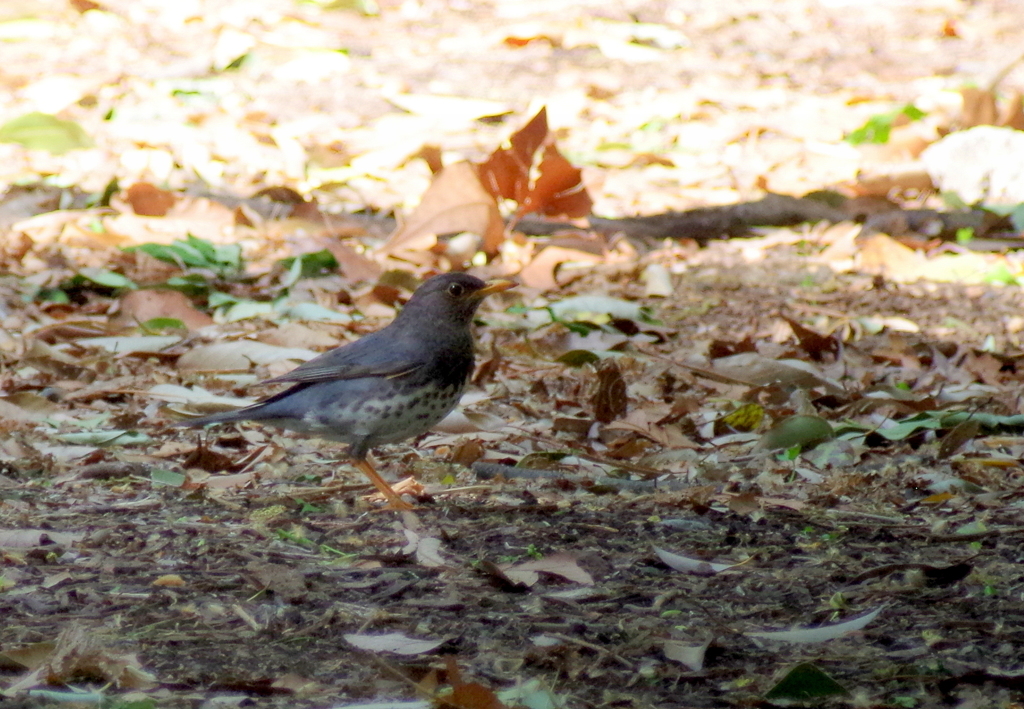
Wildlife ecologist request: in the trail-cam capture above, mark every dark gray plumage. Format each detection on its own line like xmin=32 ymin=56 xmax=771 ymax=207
xmin=179 ymin=272 xmax=514 ymax=508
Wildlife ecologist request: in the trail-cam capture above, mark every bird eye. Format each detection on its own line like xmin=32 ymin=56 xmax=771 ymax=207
xmin=447 ymin=282 xmax=466 ymax=297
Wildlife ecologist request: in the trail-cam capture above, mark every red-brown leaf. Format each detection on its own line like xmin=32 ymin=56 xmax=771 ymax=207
xmin=518 ymin=143 xmax=592 ymax=219
xmin=476 ymin=107 xmax=549 ymax=202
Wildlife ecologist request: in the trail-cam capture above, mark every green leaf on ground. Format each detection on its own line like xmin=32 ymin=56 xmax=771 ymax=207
xmin=76 ymin=268 xmax=136 ymax=290
xmin=279 ymin=249 xmax=340 ymax=287
xmin=845 ymin=104 xmax=925 ymax=145
xmin=126 ymin=235 xmax=243 ymax=278
xmin=0 ymin=112 xmax=94 ymax=153
xmin=765 ymin=662 xmax=849 ymax=700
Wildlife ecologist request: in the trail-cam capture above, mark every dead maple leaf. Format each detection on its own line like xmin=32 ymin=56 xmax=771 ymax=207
xmin=518 ymin=143 xmax=593 ymax=220
xmin=476 ymin=106 xmax=592 ymax=227
xmin=477 ymin=107 xmax=549 ymax=204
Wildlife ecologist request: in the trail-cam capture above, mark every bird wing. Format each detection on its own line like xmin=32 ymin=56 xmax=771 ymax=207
xmin=262 ymin=331 xmax=424 ymax=385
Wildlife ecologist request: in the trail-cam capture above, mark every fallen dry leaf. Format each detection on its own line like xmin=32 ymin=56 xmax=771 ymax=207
xmin=343 ymin=632 xmax=445 ymax=655
xmin=112 ymin=289 xmax=214 ymax=332
xmin=500 ymin=553 xmax=595 ymax=586
xmin=4 ymin=624 xmax=157 ymax=693
xmin=746 ymin=606 xmax=885 ymax=643
xmin=381 ymin=161 xmax=505 ymax=257
xmin=120 ymin=182 xmax=178 ymax=217
xmin=517 ymin=245 xmax=604 ymax=290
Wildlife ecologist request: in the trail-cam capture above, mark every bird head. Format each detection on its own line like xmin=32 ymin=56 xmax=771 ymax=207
xmin=395 ymin=273 xmax=515 ymax=327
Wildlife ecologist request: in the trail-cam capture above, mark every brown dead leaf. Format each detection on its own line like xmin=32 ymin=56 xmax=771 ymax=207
xmin=713 ymin=493 xmax=806 ymax=512
xmin=960 ymin=87 xmax=998 ymax=128
xmin=321 ymin=240 xmax=383 ymax=283
xmin=938 ymin=418 xmax=982 ymax=459
xmin=257 ymin=323 xmax=340 ymax=350
xmin=441 ymin=657 xmax=508 ymax=709
xmin=245 ymin=561 xmax=308 ymax=602
xmin=503 ymin=33 xmax=559 ymax=49
xmin=783 ymin=317 xmax=839 ymax=361
xmin=444 ymin=681 xmax=508 ymax=709
xmin=500 ymin=553 xmax=595 ymax=587
xmin=856 ymin=233 xmax=928 ymax=278
xmin=591 ymin=359 xmax=628 ymax=423
xmin=252 ymin=185 xmax=307 ymax=206
xmin=0 ymin=640 xmax=56 ymax=671
xmin=195 ymin=472 xmax=259 ymax=490
xmin=24 ymin=338 xmax=97 ymax=380
xmin=119 ymin=248 xmax=185 ymax=286
xmin=4 ymin=624 xmax=156 ymax=693
xmin=181 ymin=442 xmax=237 ymax=473
xmin=122 ymin=182 xmax=177 ymax=217
xmin=101 ymin=213 xmax=204 ymax=246
xmin=963 ymin=352 xmax=1004 ymax=386
xmin=852 ymin=165 xmax=936 ymax=197
xmin=112 ymin=289 xmax=214 ymax=332
xmin=381 ymin=162 xmax=505 ymax=256
xmin=998 ymin=90 xmax=1024 ymax=130
xmin=477 ymin=106 xmax=549 ymax=203
xmin=176 ymin=341 xmax=316 ymax=372
xmin=517 ymin=245 xmax=603 ymax=290
xmin=414 ymin=143 xmax=445 ymax=174
xmin=477 ymin=106 xmax=592 ymax=225
xmin=629 ymin=152 xmax=675 ymax=168
xmin=604 ymin=409 xmax=695 ymax=448
xmin=517 ymin=143 xmax=593 ymax=220
xmin=478 ymin=560 xmax=530 ymax=591
xmin=711 ymin=353 xmax=842 ymax=394
xmin=450 ymin=439 xmax=485 ymax=467
xmin=872 ymin=123 xmax=932 ymax=160
xmin=0 ymin=398 xmax=47 ymax=422
xmin=271 ymin=673 xmax=319 ymax=693
xmin=14 ymin=209 xmax=123 ymax=249
xmin=103 ymin=195 xmax=235 ymax=246
xmin=726 ymin=491 xmax=761 ymax=516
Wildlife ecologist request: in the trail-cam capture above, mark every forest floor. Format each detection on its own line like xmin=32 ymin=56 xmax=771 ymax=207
xmin=1 ymin=1 xmax=1024 ymax=708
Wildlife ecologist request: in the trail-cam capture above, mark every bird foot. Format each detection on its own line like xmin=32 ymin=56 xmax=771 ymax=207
xmin=354 ymin=459 xmax=416 ymax=510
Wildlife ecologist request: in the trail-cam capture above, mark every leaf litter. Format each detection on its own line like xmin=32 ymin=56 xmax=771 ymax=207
xmin=2 ymin=1 xmax=1024 ymax=708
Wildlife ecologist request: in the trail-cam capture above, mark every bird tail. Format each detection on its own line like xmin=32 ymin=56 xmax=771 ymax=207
xmin=175 ymin=407 xmax=253 ymax=428
xmin=174 ymin=382 xmax=305 ymax=428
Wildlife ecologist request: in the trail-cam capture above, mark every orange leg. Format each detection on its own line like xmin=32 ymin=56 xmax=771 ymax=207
xmin=353 ymin=458 xmax=414 ymax=510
